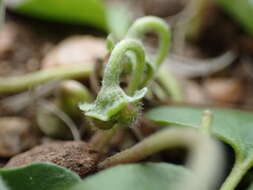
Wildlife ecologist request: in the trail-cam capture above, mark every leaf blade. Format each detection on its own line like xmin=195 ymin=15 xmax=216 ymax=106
xmin=146 ymin=106 xmax=253 ymax=161
xmin=72 ymin=163 xmax=193 ymax=190
xmin=0 ymin=162 xmax=81 ymax=190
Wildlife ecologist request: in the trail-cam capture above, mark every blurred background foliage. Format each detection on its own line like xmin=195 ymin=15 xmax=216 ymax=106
xmin=4 ymin=0 xmax=253 ymax=35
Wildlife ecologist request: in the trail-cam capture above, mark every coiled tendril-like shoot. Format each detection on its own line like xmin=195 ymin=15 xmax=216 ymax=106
xmin=107 ymin=16 xmax=171 ymax=87
xmin=80 ymin=16 xmax=171 ymax=130
xmin=79 ymin=39 xmax=147 ymax=129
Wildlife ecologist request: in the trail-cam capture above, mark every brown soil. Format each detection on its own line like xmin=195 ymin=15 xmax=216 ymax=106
xmin=5 ymin=141 xmax=98 ymax=177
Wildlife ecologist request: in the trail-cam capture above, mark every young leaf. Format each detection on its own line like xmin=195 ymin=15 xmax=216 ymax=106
xmin=0 ymin=162 xmax=81 ymax=190
xmin=71 ymin=163 xmax=193 ymax=190
xmin=146 ymin=106 xmax=253 ymax=189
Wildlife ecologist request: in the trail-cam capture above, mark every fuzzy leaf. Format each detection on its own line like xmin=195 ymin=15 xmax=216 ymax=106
xmin=0 ymin=162 xmax=81 ymax=190
xmin=71 ymin=163 xmax=193 ymax=190
xmin=146 ymin=106 xmax=253 ymax=163
xmin=80 ymin=86 xmax=147 ymax=121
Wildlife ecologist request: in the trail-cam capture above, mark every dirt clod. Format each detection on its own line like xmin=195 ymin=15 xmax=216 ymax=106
xmin=5 ymin=141 xmax=98 ymax=177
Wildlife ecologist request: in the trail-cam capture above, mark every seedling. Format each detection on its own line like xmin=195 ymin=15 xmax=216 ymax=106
xmin=0 ymin=15 xmax=249 ymax=190
xmin=80 ymin=16 xmax=171 ymax=130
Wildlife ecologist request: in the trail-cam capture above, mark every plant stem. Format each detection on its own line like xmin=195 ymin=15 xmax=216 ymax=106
xmin=0 ymin=64 xmax=93 ymax=94
xmin=89 ymin=125 xmax=118 ymax=152
xmin=99 ymin=127 xmax=223 ymax=190
xmin=103 ymin=39 xmax=145 ymax=95
xmin=220 ymin=160 xmax=251 ymax=190
xmin=155 ymin=65 xmax=183 ymax=102
xmin=200 ymin=110 xmax=213 ymax=135
xmin=126 ymin=16 xmax=171 ymax=67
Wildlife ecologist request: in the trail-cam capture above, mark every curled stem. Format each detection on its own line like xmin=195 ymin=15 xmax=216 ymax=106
xmin=99 ymin=127 xmax=224 ymax=190
xmin=103 ymin=39 xmax=146 ymax=95
xmin=126 ymin=16 xmax=171 ymax=67
xmin=80 ymin=39 xmax=147 ymax=125
xmin=0 ymin=64 xmax=93 ymax=94
xmin=220 ymin=159 xmax=251 ymax=190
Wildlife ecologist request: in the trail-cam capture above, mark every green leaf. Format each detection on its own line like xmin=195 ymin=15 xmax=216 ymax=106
xmin=71 ymin=163 xmax=193 ymax=190
xmin=146 ymin=106 xmax=253 ymax=189
xmin=216 ymin=0 xmax=253 ymax=35
xmin=146 ymin=106 xmax=253 ymax=161
xmin=0 ymin=162 xmax=81 ymax=190
xmin=5 ymin=0 xmax=107 ymax=30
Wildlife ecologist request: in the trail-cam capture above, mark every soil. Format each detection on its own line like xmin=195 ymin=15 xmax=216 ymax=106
xmin=5 ymin=141 xmax=98 ymax=177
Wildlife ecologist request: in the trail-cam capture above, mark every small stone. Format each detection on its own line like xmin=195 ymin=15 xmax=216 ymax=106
xmin=5 ymin=141 xmax=98 ymax=177
xmin=203 ymin=78 xmax=243 ymax=104
xmin=184 ymin=81 xmax=208 ymax=104
xmin=42 ymin=36 xmax=107 ymax=69
xmin=0 ymin=117 xmax=37 ymax=157
xmin=0 ymin=23 xmax=18 ymax=58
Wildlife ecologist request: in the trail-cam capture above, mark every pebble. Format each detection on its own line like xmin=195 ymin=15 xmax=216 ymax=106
xmin=42 ymin=36 xmax=107 ymax=69
xmin=0 ymin=117 xmax=37 ymax=157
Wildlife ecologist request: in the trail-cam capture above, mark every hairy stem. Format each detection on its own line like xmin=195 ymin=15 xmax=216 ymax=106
xmin=99 ymin=127 xmax=223 ymax=190
xmin=126 ymin=16 xmax=171 ymax=67
xmin=103 ymin=39 xmax=145 ymax=95
xmin=0 ymin=64 xmax=93 ymax=94
xmin=220 ymin=159 xmax=251 ymax=190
